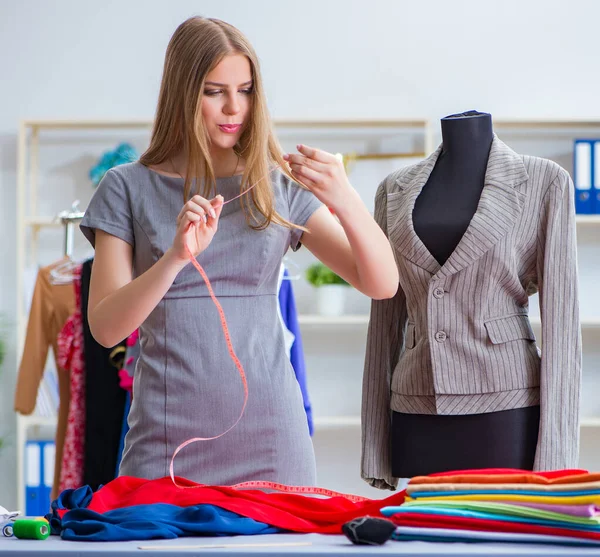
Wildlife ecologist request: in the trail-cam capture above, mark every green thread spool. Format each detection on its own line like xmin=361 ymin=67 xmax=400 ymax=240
xmin=13 ymin=519 xmax=49 ymax=540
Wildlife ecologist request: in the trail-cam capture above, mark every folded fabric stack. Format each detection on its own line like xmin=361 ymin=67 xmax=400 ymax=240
xmin=381 ymin=468 xmax=600 ymax=547
xmin=46 ymin=475 xmax=406 ymax=541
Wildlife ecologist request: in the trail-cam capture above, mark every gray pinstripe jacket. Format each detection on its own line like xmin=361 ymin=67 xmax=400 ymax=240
xmin=361 ymin=136 xmax=582 ymax=490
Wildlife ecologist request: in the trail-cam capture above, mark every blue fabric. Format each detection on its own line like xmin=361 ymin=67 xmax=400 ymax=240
xmin=116 ymin=391 xmax=131 ymax=475
xmin=409 ymin=489 xmax=600 ymax=498
xmin=59 ymin=503 xmax=280 ymax=541
xmin=46 ymin=484 xmax=96 ymax=535
xmin=278 ymin=268 xmax=313 ymax=435
xmin=382 ymin=506 xmax=600 ymax=532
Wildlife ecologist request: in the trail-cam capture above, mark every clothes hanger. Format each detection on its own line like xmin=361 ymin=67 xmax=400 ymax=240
xmin=49 ymin=200 xmax=87 ymax=285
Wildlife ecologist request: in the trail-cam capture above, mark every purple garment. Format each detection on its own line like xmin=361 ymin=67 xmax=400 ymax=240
xmin=278 ymin=268 xmax=313 ymax=435
xmin=510 ymin=502 xmax=600 ymax=518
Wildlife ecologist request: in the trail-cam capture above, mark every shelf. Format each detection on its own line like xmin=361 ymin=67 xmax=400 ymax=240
xmin=313 ymin=416 xmax=361 ymax=428
xmin=299 ymin=315 xmax=600 ymax=329
xmin=23 ymin=213 xmax=599 ymax=230
xmin=577 ymin=215 xmax=600 ymax=225
xmin=23 ymin=216 xmax=62 ymax=228
xmin=495 ymin=120 xmax=600 ymax=129
xmin=313 ymin=416 xmax=600 ymax=429
xmin=298 ymin=315 xmax=369 ymax=326
xmin=17 ymin=415 xmax=57 ymax=429
xmin=22 ymin=118 xmax=429 ymax=130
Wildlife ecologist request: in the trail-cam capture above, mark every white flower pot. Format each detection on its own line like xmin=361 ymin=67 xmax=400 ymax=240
xmin=316 ymin=285 xmax=347 ymax=317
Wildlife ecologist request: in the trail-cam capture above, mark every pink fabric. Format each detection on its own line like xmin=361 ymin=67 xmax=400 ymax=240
xmin=57 ymin=265 xmax=85 ymax=493
xmin=510 ymin=502 xmax=600 ymax=518
xmin=118 ymin=368 xmax=133 ymax=393
xmin=126 ymin=329 xmax=138 ymax=347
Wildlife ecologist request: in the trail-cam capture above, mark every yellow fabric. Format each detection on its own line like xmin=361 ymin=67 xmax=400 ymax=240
xmin=407 ymin=481 xmax=600 ymax=495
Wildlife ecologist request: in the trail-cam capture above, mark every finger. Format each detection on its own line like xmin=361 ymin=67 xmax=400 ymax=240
xmin=211 ymin=195 xmax=225 ymax=218
xmin=296 ymin=144 xmax=336 ymax=164
xmin=283 ymin=153 xmax=328 ymax=173
xmin=190 ymin=195 xmax=217 ymax=219
xmin=178 ymin=202 xmax=206 ymax=227
xmin=180 ymin=211 xmax=203 ymax=232
xmin=289 ymin=164 xmax=318 ymax=188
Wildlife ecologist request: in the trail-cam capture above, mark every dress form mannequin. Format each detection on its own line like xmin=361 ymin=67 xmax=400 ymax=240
xmin=390 ymin=111 xmax=540 ymax=478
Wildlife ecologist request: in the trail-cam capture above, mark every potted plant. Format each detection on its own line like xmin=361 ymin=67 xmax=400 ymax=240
xmin=305 ymin=262 xmax=350 ymax=317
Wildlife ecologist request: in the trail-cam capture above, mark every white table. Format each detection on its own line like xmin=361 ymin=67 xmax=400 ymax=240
xmin=2 ymin=533 xmax=600 ymax=556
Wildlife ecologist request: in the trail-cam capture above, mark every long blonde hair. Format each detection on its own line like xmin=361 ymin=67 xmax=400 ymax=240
xmin=140 ymin=16 xmax=301 ymax=230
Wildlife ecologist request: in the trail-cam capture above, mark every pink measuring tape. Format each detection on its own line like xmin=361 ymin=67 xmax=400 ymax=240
xmin=168 ymin=166 xmax=367 ymax=502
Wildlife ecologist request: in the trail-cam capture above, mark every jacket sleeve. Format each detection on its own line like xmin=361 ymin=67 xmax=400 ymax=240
xmin=14 ymin=270 xmax=52 ymax=414
xmin=361 ymin=181 xmax=408 ymax=490
xmin=533 ymin=168 xmax=582 ymax=470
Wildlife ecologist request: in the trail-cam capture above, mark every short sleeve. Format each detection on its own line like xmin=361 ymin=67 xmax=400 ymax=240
xmin=80 ymin=169 xmax=134 ymax=247
xmin=285 ymin=176 xmax=324 ymax=252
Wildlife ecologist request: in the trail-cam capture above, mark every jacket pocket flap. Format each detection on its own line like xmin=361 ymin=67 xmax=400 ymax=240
xmin=484 ymin=314 xmax=536 ymax=345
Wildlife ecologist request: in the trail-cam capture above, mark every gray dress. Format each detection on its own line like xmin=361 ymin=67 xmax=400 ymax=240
xmin=80 ymin=162 xmax=322 ymax=486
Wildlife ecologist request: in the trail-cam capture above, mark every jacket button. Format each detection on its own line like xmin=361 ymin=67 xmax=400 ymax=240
xmin=433 ymin=287 xmax=445 ymax=299
xmin=435 ymin=331 xmax=447 ymax=343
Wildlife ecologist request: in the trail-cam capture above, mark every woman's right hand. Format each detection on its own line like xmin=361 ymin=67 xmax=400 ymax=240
xmin=169 ymin=194 xmax=224 ymax=266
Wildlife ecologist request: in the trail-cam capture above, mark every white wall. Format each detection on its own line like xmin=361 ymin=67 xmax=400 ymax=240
xmin=1 ymin=0 xmax=599 ymax=507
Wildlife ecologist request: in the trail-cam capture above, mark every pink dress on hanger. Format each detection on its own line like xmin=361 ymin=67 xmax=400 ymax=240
xmin=56 ymin=264 xmax=85 ymax=494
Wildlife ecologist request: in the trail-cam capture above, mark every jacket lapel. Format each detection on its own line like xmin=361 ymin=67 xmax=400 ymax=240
xmin=387 ymin=135 xmax=529 ymax=279
xmin=387 ymin=149 xmax=442 ymax=275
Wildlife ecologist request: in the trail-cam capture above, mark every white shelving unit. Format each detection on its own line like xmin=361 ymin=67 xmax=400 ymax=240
xmin=14 ymin=117 xmax=431 ymax=510
xmin=14 ymin=116 xmax=600 ymax=503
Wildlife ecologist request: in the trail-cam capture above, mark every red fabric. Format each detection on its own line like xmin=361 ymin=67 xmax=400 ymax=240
xmin=390 ymin=512 xmax=600 ymax=541
xmin=410 ymin=468 xmax=592 ymax=486
xmin=58 ymin=475 xmax=405 ymax=534
xmin=56 ymin=266 xmax=85 ymax=493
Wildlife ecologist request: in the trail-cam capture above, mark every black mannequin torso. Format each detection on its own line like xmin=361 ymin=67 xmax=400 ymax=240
xmin=391 ymin=111 xmax=540 ymax=478
xmin=413 ymin=111 xmax=493 ymax=265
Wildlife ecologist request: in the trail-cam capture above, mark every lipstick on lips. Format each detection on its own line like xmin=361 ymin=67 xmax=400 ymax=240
xmin=219 ymin=124 xmax=241 ymax=134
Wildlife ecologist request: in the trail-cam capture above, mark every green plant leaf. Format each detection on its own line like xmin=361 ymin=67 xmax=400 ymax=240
xmin=305 ymin=262 xmax=350 ymax=287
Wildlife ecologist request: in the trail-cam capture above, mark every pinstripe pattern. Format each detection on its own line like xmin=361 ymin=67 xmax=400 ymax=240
xmin=361 ymin=136 xmax=582 ymax=490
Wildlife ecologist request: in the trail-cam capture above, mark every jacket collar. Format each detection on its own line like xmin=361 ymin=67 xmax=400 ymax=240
xmin=387 ymin=135 xmax=528 ymax=279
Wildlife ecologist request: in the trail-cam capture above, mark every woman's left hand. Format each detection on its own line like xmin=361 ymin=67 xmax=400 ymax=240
xmin=284 ymin=145 xmax=353 ymax=213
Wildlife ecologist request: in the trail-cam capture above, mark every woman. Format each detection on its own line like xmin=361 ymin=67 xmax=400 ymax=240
xmin=81 ymin=16 xmax=398 ymax=487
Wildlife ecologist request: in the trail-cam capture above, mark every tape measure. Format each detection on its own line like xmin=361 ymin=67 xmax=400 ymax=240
xmin=229 ymin=480 xmax=368 ymax=503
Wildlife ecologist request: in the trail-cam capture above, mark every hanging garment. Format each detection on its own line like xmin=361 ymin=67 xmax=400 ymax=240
xmin=362 ymin=136 xmax=581 ymax=489
xmin=115 ymin=329 xmax=139 ymax=474
xmin=14 ymin=259 xmax=76 ymax=500
xmin=80 ymin=259 xmax=126 ymax=491
xmin=277 ymin=265 xmax=313 ymax=435
xmin=56 ymin=264 xmax=85 ymax=494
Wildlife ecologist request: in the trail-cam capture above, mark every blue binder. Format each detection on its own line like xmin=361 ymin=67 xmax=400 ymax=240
xmin=25 ymin=440 xmax=55 ymax=516
xmin=594 ymin=140 xmax=600 ymax=214
xmin=574 ymin=139 xmax=594 ymax=214
xmin=25 ymin=441 xmax=40 ymax=516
